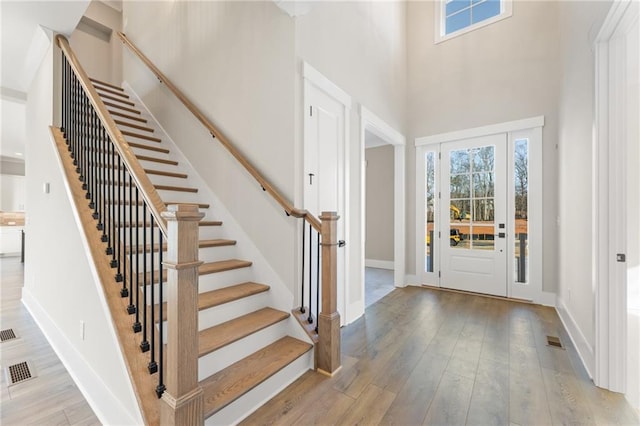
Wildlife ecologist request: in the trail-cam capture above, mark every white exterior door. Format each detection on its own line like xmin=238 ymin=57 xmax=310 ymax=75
xmin=304 ymin=81 xmax=346 ymax=324
xmin=440 ymin=134 xmax=508 ymax=296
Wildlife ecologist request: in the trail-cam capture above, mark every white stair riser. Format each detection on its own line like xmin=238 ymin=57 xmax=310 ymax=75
xmin=198 ymin=292 xmax=271 ymax=330
xmin=198 ymin=320 xmax=290 ymax=380
xmin=198 ymin=268 xmax=254 ymax=294
xmin=204 ymin=350 xmax=313 ymax=426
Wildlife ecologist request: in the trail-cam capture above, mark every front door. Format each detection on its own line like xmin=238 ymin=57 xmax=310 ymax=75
xmin=440 ymin=134 xmax=507 ymax=296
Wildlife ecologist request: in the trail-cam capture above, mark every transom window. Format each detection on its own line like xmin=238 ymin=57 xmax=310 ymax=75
xmin=436 ymin=0 xmax=512 ymax=43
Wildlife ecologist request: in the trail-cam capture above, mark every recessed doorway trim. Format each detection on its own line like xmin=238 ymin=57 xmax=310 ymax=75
xmin=359 ymin=106 xmax=406 ymax=318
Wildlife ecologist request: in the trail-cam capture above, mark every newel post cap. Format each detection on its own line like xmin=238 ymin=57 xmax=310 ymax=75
xmin=320 ymin=211 xmax=340 ymax=221
xmin=161 ymin=204 xmax=205 ymax=222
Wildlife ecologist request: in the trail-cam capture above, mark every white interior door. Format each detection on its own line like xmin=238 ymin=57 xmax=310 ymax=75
xmin=304 ymin=82 xmax=346 ymax=325
xmin=440 ymin=134 xmax=507 ymax=296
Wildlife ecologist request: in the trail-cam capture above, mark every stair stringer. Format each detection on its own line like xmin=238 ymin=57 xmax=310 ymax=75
xmin=122 ymin=81 xmax=313 ymax=348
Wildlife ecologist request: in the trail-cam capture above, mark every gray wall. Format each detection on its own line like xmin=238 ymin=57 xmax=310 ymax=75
xmin=406 ymin=1 xmax=561 ymax=293
xmin=365 ymin=145 xmax=394 ymax=262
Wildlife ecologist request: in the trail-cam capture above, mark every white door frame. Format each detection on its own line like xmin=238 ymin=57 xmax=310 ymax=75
xmin=302 ymin=62 xmax=351 ymax=326
xmin=415 ymin=116 xmax=544 ymax=301
xmin=593 ymin=0 xmax=637 ymax=393
xmin=359 ymin=106 xmax=406 ymax=304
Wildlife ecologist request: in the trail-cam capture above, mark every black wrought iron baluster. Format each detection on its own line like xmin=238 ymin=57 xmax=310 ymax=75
xmin=316 ymin=233 xmax=320 ymax=333
xmin=79 ymin=91 xmax=86 ymax=185
xmin=115 ymin=157 xmax=124 ymax=286
xmin=87 ymin=108 xmax=95 ymax=210
xmin=140 ymin=203 xmax=150 ymax=352
xmin=300 ymin=220 xmax=305 ymax=314
xmin=120 ymin=164 xmax=127 ymax=294
xmin=61 ymin=56 xmax=66 ymax=137
xmin=156 ymin=230 xmax=165 ymax=398
xmin=148 ymin=215 xmax=158 ymax=374
xmin=106 ymin=139 xmax=115 ymax=257
xmin=98 ymin=127 xmax=107 ymax=237
xmin=307 ymin=223 xmax=313 ymax=324
xmin=127 ymin=171 xmax=135 ymax=314
xmin=133 ymin=186 xmax=141 ymax=333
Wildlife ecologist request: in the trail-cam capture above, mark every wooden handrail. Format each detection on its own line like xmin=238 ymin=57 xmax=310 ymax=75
xmin=117 ymin=32 xmax=321 ymax=232
xmin=56 ymin=35 xmax=168 ymax=235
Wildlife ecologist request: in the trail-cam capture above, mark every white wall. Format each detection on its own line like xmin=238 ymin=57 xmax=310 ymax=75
xmin=23 ymin=41 xmax=142 ymax=426
xmin=365 ymin=145 xmax=394 ymax=262
xmin=122 ymin=0 xmax=298 ymax=291
xmin=556 ymin=0 xmax=611 ymax=367
xmin=69 ymin=0 xmax=122 ymax=86
xmin=407 ymin=1 xmax=561 ymax=293
xmin=295 ymin=0 xmax=407 ymax=320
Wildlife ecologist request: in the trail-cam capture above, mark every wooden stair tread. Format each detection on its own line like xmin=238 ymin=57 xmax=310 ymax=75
xmin=199 ymin=282 xmax=269 ymax=309
xmin=99 ymin=92 xmax=136 ymax=106
xmin=157 ymin=282 xmax=270 ymax=321
xmin=145 ymin=169 xmax=187 ymax=178
xmin=201 ymin=336 xmax=312 ymax=417
xmin=128 ymin=141 xmax=169 ymax=154
xmin=118 ymin=220 xmax=221 ymax=227
xmin=114 ymin=119 xmax=154 ymax=133
xmin=122 ymin=130 xmax=162 ymax=143
xmin=155 ymin=184 xmax=198 ymax=193
xmin=140 ymin=260 xmax=251 ymax=284
xmin=200 ymin=259 xmax=252 ymax=275
xmin=126 ymin=239 xmax=235 ymax=254
xmin=103 ymin=100 xmax=141 ymax=114
xmin=165 ymin=201 xmax=210 ymax=209
xmin=109 ymin=110 xmax=147 ymax=123
xmin=136 ymin=155 xmax=178 ymax=165
xmin=95 ymin=85 xmax=129 ymax=98
xmin=90 ymin=77 xmax=124 ymax=91
xmin=199 ymin=307 xmax=290 ymax=356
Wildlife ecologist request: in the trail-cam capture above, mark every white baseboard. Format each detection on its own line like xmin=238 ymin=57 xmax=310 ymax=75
xmin=556 ymin=295 xmax=594 ymax=379
xmin=22 ymin=289 xmax=142 ymax=426
xmin=365 ymin=259 xmax=394 ymax=270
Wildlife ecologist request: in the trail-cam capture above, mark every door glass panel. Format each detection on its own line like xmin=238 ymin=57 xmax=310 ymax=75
xmin=514 ymin=139 xmax=529 ymax=283
xmin=450 ymin=145 xmax=496 ymax=250
xmin=425 ymin=151 xmax=436 ymax=272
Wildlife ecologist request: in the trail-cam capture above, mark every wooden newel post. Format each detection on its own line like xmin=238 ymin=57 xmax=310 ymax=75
xmin=317 ymin=211 xmax=341 ymax=376
xmin=160 ymin=204 xmax=204 ymax=425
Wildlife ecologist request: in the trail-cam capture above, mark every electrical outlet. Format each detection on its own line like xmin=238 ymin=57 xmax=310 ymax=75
xmin=80 ymin=321 xmax=85 ymax=340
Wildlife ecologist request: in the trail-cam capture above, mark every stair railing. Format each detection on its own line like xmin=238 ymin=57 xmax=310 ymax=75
xmin=57 ymin=35 xmax=204 ymax=424
xmin=117 ymin=32 xmax=341 ymax=375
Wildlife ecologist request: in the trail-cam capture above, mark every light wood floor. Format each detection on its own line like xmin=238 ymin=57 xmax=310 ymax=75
xmin=0 ymin=256 xmax=100 ymax=425
xmin=242 ymin=286 xmax=640 ymax=425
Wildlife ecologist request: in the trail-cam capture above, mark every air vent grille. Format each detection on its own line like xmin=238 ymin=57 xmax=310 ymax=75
xmin=0 ymin=328 xmax=17 ymax=342
xmin=5 ymin=361 xmax=36 ymax=386
xmin=547 ymin=335 xmax=564 ymax=349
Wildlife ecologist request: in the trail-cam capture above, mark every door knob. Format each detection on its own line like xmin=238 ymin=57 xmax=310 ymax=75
xmin=338 ymin=240 xmax=346 ymax=247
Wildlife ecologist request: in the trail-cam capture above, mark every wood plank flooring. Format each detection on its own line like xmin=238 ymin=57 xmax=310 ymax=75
xmin=242 ymin=286 xmax=640 ymax=426
xmin=0 ymin=256 xmax=100 ymax=425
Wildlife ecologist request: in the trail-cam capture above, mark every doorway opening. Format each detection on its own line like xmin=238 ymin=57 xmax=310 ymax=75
xmin=359 ymin=107 xmax=406 ymax=313
xmin=364 ymin=136 xmax=395 ymax=307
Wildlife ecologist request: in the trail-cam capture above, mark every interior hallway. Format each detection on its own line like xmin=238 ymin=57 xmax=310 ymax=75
xmin=365 ymin=267 xmax=395 ymax=308
xmin=243 ymin=286 xmax=640 ymax=425
xmin=0 ymin=256 xmax=99 ymax=425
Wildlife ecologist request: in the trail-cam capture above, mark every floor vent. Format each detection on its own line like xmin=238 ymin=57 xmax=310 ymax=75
xmin=547 ymin=335 xmax=564 ymax=349
xmin=0 ymin=328 xmax=18 ymax=342
xmin=5 ymin=361 xmax=36 ymax=386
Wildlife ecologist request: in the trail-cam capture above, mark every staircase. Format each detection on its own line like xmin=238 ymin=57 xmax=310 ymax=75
xmin=84 ymin=76 xmax=314 ymax=423
xmin=56 ymin=33 xmax=341 ymax=425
